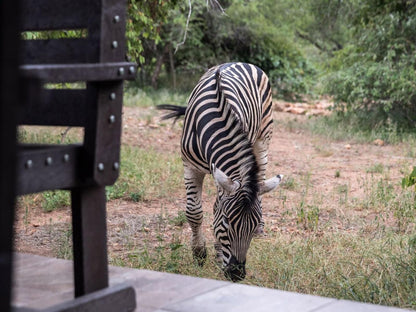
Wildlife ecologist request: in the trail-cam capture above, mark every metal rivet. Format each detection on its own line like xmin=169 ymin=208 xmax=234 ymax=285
xmin=109 ymin=92 xmax=116 ymax=100
xmin=113 ymin=162 xmax=120 ymax=171
xmin=63 ymin=154 xmax=70 ymax=163
xmin=118 ymin=67 xmax=125 ymax=76
xmin=25 ymin=160 xmax=33 ymax=169
xmin=97 ymin=163 xmax=105 ymax=172
xmin=113 ymin=15 xmax=120 ymax=23
xmin=109 ymin=115 xmax=116 ymax=124
xmin=45 ymin=157 xmax=53 ymax=166
xmin=111 ymin=41 xmax=118 ymax=49
xmin=128 ymin=66 xmax=135 ymax=75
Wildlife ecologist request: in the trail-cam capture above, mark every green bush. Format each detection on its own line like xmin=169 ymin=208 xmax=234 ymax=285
xmin=324 ymin=1 xmax=416 ymax=130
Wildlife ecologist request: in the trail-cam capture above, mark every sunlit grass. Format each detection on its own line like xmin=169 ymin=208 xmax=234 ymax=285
xmin=280 ymin=113 xmax=416 ymax=145
xmin=124 ymin=88 xmax=188 ymax=108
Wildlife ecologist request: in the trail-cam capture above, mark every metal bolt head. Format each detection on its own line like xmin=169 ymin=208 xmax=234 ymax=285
xmin=111 ymin=41 xmax=118 ymax=49
xmin=118 ymin=67 xmax=125 ymax=76
xmin=25 ymin=159 xmax=33 ymax=169
xmin=63 ymin=154 xmax=70 ymax=163
xmin=113 ymin=162 xmax=120 ymax=171
xmin=109 ymin=92 xmax=116 ymax=100
xmin=109 ymin=115 xmax=116 ymax=124
xmin=128 ymin=66 xmax=135 ymax=75
xmin=113 ymin=15 xmax=120 ymax=23
xmin=45 ymin=157 xmax=53 ymax=166
xmin=97 ymin=163 xmax=105 ymax=172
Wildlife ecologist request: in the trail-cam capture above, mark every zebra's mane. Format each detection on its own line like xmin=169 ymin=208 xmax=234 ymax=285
xmin=216 ymin=103 xmax=259 ymax=208
xmin=232 ymin=128 xmax=259 ymax=209
xmin=213 ymin=63 xmax=260 ymax=207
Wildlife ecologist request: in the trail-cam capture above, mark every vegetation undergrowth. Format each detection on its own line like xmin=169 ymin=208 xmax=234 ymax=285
xmin=282 ymin=111 xmax=416 ymax=145
xmin=124 ymin=86 xmax=188 ymax=108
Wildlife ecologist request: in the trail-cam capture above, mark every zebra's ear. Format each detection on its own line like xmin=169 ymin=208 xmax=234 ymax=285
xmin=259 ymin=175 xmax=283 ymax=195
xmin=212 ymin=164 xmax=240 ymax=194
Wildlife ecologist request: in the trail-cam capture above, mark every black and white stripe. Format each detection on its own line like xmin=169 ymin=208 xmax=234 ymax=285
xmin=158 ymin=62 xmax=282 ymax=281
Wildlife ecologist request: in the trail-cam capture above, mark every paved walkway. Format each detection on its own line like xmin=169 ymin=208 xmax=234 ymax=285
xmin=12 ymin=253 xmax=413 ymax=312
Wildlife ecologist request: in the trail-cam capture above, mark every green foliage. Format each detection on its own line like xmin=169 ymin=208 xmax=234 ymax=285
xmin=402 ymin=167 xmax=416 ymax=191
xmin=126 ymin=0 xmax=179 ymax=63
xmin=131 ymin=0 xmax=317 ymax=97
xmin=174 ymin=0 xmax=316 ymax=97
xmin=324 ymin=0 xmax=416 ymax=130
xmin=22 ymin=29 xmax=87 ymax=40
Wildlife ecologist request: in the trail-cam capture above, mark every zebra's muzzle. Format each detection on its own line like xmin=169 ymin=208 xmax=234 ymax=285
xmin=224 ymin=256 xmax=246 ymax=282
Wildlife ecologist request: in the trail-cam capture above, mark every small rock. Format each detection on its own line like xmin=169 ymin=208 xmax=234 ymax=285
xmin=373 ymin=139 xmax=384 ymax=146
xmin=345 ymin=144 xmax=351 ymax=150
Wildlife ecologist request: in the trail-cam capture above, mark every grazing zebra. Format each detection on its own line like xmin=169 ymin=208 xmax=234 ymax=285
xmin=158 ymin=62 xmax=282 ymax=281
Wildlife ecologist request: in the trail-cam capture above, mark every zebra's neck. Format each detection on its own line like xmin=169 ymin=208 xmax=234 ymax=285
xmin=207 ymin=104 xmax=259 ymax=198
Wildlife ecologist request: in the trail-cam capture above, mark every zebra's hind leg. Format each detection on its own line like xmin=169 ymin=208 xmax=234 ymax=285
xmin=184 ymin=165 xmax=207 ymax=265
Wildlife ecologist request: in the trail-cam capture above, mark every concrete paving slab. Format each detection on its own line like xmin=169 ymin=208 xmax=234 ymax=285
xmin=110 ymin=268 xmax=228 ymax=311
xmin=12 ymin=254 xmax=74 ymax=309
xmin=164 ymin=283 xmax=335 ymax=312
xmin=13 ymin=253 xmax=53 ymax=270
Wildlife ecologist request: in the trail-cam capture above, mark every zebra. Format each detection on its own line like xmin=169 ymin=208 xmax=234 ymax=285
xmin=158 ymin=62 xmax=282 ymax=281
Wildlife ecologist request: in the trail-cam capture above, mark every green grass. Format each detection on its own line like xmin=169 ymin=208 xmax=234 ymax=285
xmin=124 ymin=88 xmax=188 ymax=108
xmin=109 ymin=207 xmax=416 ymax=309
xmin=247 ymin=233 xmax=416 ymax=308
xmin=111 ymin=145 xmax=183 ymax=201
xmin=281 ymin=113 xmax=416 ymax=145
xmin=18 ymin=145 xmax=182 ymax=212
xmin=110 ymin=155 xmax=416 ymax=309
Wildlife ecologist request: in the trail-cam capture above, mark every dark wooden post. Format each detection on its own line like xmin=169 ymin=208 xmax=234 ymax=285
xmin=0 ymin=1 xmax=19 ymax=312
xmin=9 ymin=0 xmax=137 ymax=310
xmin=72 ymin=186 xmax=108 ymax=297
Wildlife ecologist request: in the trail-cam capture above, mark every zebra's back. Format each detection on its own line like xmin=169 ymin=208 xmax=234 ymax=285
xmin=181 ymin=62 xmax=273 ymax=177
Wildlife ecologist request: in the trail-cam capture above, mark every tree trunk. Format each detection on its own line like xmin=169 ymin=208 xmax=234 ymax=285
xmin=151 ymin=43 xmax=170 ymax=89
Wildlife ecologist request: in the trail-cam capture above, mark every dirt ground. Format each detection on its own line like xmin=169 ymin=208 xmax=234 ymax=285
xmin=13 ymin=101 xmax=416 ymax=261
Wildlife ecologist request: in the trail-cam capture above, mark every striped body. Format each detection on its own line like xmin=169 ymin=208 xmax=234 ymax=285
xmin=182 ymin=63 xmax=273 ymax=175
xmin=159 ymin=63 xmax=281 ymax=281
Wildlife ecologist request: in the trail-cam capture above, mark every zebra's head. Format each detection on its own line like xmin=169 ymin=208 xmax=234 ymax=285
xmin=212 ymin=165 xmax=282 ymax=282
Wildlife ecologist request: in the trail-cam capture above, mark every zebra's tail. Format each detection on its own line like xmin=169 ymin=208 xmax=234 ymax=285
xmin=156 ymin=104 xmax=186 ymax=122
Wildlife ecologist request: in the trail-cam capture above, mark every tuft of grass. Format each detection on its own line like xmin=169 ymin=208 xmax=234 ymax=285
xmin=124 ymin=88 xmax=188 ymax=108
xmin=366 ymin=163 xmax=385 ymax=174
xmin=110 ymin=145 xmax=183 ymax=201
xmin=169 ymin=211 xmax=187 ymax=227
xmin=55 ymin=228 xmax=73 ymax=260
xmin=42 ymin=190 xmax=70 ymax=212
xmin=18 ymin=126 xmax=83 ymax=144
xmin=281 ymin=176 xmax=296 ymax=190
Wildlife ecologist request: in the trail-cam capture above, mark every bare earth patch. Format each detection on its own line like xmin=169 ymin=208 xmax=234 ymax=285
xmin=14 ymin=102 xmax=415 ymax=264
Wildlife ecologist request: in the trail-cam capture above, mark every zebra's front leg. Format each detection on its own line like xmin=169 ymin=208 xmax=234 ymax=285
xmin=253 ymin=138 xmax=270 ymax=235
xmin=184 ymin=165 xmax=206 ymax=265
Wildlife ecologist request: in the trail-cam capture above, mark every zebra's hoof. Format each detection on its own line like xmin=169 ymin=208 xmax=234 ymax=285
xmin=192 ymin=246 xmax=207 ymax=266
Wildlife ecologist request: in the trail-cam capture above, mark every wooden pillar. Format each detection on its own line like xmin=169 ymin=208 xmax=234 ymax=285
xmin=71 ymin=186 xmax=109 ymax=297
xmin=0 ymin=1 xmax=19 ymax=311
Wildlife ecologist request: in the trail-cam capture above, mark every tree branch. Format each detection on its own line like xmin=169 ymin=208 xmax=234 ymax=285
xmin=175 ymin=0 xmax=192 ymax=54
